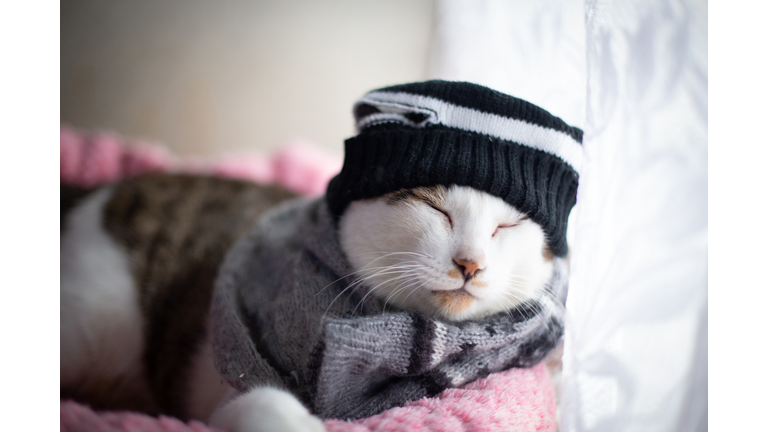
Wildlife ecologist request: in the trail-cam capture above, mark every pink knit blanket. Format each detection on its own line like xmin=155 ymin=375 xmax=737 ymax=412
xmin=60 ymin=125 xmax=558 ymax=432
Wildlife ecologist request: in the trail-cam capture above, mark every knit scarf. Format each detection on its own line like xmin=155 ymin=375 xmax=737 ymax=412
xmin=211 ymin=197 xmax=567 ymax=420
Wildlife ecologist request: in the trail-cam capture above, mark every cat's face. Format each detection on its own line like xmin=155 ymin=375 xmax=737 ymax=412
xmin=339 ymin=185 xmax=554 ymax=321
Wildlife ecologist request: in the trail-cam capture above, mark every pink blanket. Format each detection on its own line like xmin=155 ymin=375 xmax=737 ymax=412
xmin=60 ymin=125 xmax=557 ymax=432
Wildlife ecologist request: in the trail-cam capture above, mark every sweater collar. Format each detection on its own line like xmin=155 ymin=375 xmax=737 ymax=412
xmin=302 ymin=198 xmax=356 ymax=283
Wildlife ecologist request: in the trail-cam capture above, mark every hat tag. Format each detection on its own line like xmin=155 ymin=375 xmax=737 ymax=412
xmin=354 ymin=97 xmax=438 ymax=132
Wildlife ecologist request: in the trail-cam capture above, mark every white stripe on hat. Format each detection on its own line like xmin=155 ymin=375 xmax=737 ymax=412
xmin=356 ymin=91 xmax=583 ymax=174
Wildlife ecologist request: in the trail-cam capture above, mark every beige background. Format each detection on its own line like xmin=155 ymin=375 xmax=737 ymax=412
xmin=61 ymin=0 xmax=434 ymax=158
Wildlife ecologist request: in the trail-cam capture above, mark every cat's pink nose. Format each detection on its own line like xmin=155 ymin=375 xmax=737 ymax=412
xmin=455 ymin=259 xmax=483 ymax=278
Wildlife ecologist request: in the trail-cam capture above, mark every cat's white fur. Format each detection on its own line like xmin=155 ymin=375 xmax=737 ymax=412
xmin=60 ymin=187 xmax=149 ymax=399
xmin=210 ymin=387 xmax=325 ymax=432
xmin=339 ymin=185 xmax=553 ymax=321
xmin=61 ymin=185 xmax=553 ymax=432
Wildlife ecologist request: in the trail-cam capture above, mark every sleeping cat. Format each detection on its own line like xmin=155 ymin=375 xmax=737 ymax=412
xmin=60 ymin=173 xmax=558 ymax=432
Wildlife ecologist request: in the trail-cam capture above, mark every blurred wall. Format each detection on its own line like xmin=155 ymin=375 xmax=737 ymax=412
xmin=61 ymin=0 xmax=433 ymax=157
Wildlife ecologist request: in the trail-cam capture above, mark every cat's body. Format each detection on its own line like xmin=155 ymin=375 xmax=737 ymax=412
xmin=61 ymin=173 xmax=558 ymax=432
xmin=61 ymin=175 xmax=297 ymax=418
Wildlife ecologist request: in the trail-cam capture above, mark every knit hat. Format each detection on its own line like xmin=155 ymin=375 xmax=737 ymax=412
xmin=325 ymin=80 xmax=582 ymax=257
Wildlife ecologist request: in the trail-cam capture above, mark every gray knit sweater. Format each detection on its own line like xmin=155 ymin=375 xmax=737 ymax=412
xmin=210 ymin=197 xmax=567 ymax=420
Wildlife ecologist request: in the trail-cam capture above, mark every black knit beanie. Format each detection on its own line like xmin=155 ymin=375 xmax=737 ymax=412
xmin=326 ymin=80 xmax=582 ymax=257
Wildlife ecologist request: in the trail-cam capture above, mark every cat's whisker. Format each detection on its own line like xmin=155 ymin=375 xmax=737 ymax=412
xmin=344 ymin=267 xmax=420 ymax=293
xmin=347 ymin=265 xmax=425 ymax=292
xmin=499 ymin=274 xmax=552 ymax=317
xmin=314 ymin=258 xmax=430 ymax=302
xmin=353 ymin=270 xmax=420 ymax=306
xmin=379 ymin=279 xmax=419 ymax=314
xmin=323 ymin=268 xmax=414 ymax=318
xmin=496 ymin=284 xmax=550 ymax=319
xmin=342 ymin=263 xmax=424 ymax=291
xmin=351 ymin=269 xmax=423 ymax=315
xmin=394 ymin=278 xmax=426 ymax=309
xmin=360 ymin=266 xmax=423 ymax=300
xmin=381 ymin=276 xmax=425 ymax=312
xmin=313 ymin=267 xmax=385 ymax=300
xmin=386 ymin=281 xmax=423 ymax=314
xmin=316 ymin=263 xmax=422 ymax=296
xmin=357 ymin=251 xmax=432 ymax=260
xmin=497 ymin=285 xmax=563 ymax=341
xmin=328 ymin=263 xmax=426 ymax=317
xmin=353 ymin=251 xmax=433 ymax=269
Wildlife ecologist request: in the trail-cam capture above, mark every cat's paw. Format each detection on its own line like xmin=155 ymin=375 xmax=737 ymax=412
xmin=209 ymin=387 xmax=325 ymax=432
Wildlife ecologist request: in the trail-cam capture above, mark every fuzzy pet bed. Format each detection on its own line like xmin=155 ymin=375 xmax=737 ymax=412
xmin=59 ymin=125 xmax=558 ymax=432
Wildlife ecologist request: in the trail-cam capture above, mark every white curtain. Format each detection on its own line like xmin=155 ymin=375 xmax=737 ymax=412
xmin=428 ymin=0 xmax=586 ymax=129
xmin=428 ymin=0 xmax=708 ymax=430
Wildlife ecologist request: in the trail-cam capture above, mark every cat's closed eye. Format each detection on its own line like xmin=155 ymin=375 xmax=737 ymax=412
xmin=492 ymin=224 xmax=516 ymax=237
xmin=492 ymin=215 xmax=530 ymax=237
xmin=428 ymin=204 xmax=452 ymax=228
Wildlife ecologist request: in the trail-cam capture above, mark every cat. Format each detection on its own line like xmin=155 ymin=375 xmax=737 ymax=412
xmin=60 ymin=173 xmax=556 ymax=432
